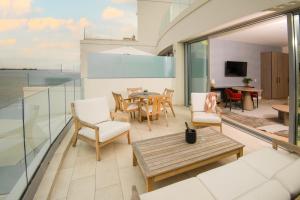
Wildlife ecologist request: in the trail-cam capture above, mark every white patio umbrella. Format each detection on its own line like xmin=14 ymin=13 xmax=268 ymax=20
xmin=101 ymin=46 xmax=153 ymax=56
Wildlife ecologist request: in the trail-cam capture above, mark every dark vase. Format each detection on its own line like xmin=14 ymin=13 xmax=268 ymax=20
xmin=185 ymin=128 xmax=196 ymax=144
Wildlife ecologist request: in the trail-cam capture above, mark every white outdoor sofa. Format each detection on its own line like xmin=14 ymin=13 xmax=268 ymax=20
xmin=132 ymin=139 xmax=300 ymax=200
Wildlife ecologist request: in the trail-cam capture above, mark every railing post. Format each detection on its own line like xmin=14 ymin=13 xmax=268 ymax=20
xmin=21 ymin=98 xmax=29 ymax=184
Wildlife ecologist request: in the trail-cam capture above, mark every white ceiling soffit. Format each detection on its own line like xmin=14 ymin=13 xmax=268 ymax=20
xmin=215 ymin=16 xmax=288 ymax=47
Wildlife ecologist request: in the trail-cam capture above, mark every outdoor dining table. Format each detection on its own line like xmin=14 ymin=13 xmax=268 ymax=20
xmin=128 ymin=91 xmax=163 ymax=122
xmin=232 ymin=86 xmax=262 ymax=111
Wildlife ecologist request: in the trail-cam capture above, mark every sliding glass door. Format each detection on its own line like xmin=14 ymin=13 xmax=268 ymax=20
xmin=185 ymin=40 xmax=209 ymax=105
xmin=288 ymin=13 xmax=300 ymax=145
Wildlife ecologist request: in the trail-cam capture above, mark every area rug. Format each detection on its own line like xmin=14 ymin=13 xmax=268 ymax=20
xmin=222 ymin=111 xmax=288 ymax=138
xmin=257 ymin=124 xmax=289 ymax=134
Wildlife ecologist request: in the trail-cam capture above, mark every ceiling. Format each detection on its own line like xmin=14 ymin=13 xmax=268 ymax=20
xmin=215 ymin=16 xmax=288 ymax=47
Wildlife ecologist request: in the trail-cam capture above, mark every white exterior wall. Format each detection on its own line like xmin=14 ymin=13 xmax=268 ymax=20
xmin=157 ymin=0 xmax=297 ymax=53
xmin=80 ymin=39 xmax=156 ymax=78
xmin=137 ymin=0 xmax=172 ymax=46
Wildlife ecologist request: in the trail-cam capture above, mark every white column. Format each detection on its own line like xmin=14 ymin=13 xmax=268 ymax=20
xmin=173 ymin=42 xmax=185 ymax=105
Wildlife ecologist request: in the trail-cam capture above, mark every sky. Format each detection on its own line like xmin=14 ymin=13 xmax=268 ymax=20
xmin=0 ymin=0 xmax=137 ymax=70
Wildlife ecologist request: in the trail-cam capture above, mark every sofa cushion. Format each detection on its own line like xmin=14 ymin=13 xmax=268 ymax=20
xmin=273 ymin=158 xmax=300 ymax=198
xmin=191 ymin=93 xmax=207 ymax=112
xmin=240 ymin=148 xmax=296 ymax=179
xmin=197 ymin=160 xmax=267 ymax=200
xmin=140 ymin=178 xmax=214 ymax=200
xmin=192 ymin=112 xmax=221 ymax=123
xmin=235 ymin=180 xmax=290 ymax=200
xmin=74 ymin=97 xmax=111 ymax=124
xmin=79 ymin=120 xmax=130 ymax=142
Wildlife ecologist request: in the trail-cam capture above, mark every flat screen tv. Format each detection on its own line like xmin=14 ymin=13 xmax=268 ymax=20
xmin=225 ymin=61 xmax=247 ymax=77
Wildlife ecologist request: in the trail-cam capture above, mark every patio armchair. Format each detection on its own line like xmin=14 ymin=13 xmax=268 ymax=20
xmin=140 ymin=95 xmax=168 ymax=131
xmin=224 ymin=88 xmax=244 ymax=111
xmin=162 ymin=88 xmax=176 ymax=117
xmin=71 ymin=97 xmax=131 ymax=161
xmin=191 ymin=93 xmax=222 ymax=133
xmin=112 ymin=92 xmax=139 ymax=119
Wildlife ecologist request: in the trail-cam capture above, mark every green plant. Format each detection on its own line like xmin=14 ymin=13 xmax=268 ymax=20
xmin=243 ymin=77 xmax=253 ymax=85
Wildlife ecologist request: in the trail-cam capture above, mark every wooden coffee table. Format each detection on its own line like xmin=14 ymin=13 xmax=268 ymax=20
xmin=132 ymin=127 xmax=244 ymax=191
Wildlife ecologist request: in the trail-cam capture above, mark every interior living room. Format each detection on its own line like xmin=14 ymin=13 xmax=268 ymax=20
xmin=208 ymin=16 xmax=289 ymax=142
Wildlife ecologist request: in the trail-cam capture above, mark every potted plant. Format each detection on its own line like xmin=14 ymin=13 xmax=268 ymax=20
xmin=243 ymin=77 xmax=253 ymax=87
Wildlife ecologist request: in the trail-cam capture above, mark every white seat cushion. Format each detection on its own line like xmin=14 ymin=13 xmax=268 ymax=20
xmin=127 ymin=103 xmax=138 ymax=111
xmin=79 ymin=120 xmax=130 ymax=142
xmin=192 ymin=111 xmax=221 ymax=123
xmin=74 ymin=97 xmax=110 ymax=124
xmin=191 ymin=93 xmax=207 ymax=112
xmin=140 ymin=178 xmax=214 ymax=200
xmin=273 ymin=158 xmax=300 ymax=198
xmin=235 ymin=180 xmax=290 ymax=200
xmin=240 ymin=148 xmax=297 ymax=178
xmin=197 ymin=160 xmax=267 ymax=200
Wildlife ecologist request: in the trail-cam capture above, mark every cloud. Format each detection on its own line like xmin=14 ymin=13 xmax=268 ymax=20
xmin=102 ymin=6 xmax=124 ymax=20
xmin=27 ymin=17 xmax=67 ymax=31
xmin=0 ymin=38 xmax=16 ymax=46
xmin=111 ymin=0 xmax=135 ymax=3
xmin=0 ymin=17 xmax=92 ymax=33
xmin=0 ymin=0 xmax=32 ymax=17
xmin=37 ymin=41 xmax=76 ymax=49
xmin=0 ymin=19 xmax=27 ymax=31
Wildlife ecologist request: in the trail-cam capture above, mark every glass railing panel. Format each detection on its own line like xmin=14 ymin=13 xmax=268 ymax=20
xmin=75 ymin=79 xmax=82 ymax=101
xmin=87 ymin=53 xmax=175 ymax=78
xmin=28 ymin=70 xmax=79 ymax=87
xmin=65 ymin=81 xmax=74 ymax=122
xmin=0 ymin=101 xmax=27 ymax=200
xmin=49 ymin=85 xmax=66 ymax=142
xmin=23 ymin=89 xmax=50 ymax=180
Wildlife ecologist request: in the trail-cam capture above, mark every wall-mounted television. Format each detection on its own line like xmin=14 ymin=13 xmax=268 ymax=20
xmin=225 ymin=61 xmax=247 ymax=77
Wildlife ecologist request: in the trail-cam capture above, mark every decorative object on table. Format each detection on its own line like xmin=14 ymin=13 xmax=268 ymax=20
xmin=210 ymin=79 xmax=216 ymax=88
xmin=242 ymin=77 xmax=253 ymax=87
xmin=185 ymin=122 xmax=196 ymax=144
xmin=144 ymin=89 xmax=148 ymax=93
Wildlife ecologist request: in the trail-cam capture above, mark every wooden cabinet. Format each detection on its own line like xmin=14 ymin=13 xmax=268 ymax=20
xmin=261 ymin=52 xmax=289 ymax=99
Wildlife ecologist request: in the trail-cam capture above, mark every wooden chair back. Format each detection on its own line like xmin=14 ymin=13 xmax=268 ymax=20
xmin=112 ymin=92 xmax=125 ymax=112
xmin=127 ymin=87 xmax=143 ymax=95
xmin=163 ymin=88 xmax=174 ymax=101
xmin=146 ymin=95 xmax=163 ymax=116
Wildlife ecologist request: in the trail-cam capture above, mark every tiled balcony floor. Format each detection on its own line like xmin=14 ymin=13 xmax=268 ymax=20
xmin=49 ymin=106 xmax=270 ymax=200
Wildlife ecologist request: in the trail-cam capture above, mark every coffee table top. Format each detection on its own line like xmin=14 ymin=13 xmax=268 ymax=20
xmin=132 ymin=127 xmax=244 ymax=178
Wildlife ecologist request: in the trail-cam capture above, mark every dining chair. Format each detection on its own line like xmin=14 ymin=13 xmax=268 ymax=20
xmin=224 ymin=88 xmax=244 ymax=111
xmin=162 ymin=88 xmax=176 ymax=117
xmin=112 ymin=92 xmax=139 ymax=120
xmin=71 ymin=97 xmax=131 ymax=161
xmin=140 ymin=95 xmax=168 ymax=131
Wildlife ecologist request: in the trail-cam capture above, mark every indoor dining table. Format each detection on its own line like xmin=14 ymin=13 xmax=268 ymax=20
xmin=231 ymin=86 xmax=262 ymax=111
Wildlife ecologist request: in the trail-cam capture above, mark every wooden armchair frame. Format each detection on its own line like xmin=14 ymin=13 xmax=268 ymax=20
xmin=71 ymin=103 xmax=131 ymax=161
xmin=191 ymin=106 xmax=223 ymax=133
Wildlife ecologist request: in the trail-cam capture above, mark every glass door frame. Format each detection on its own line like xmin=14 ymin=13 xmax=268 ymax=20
xmin=288 ymin=12 xmax=300 ymax=145
xmin=184 ymin=38 xmax=210 ymax=106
